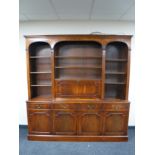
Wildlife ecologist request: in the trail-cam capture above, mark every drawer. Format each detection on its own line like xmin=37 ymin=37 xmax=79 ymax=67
xmin=27 ymin=103 xmax=51 ymax=109
xmin=103 ymin=103 xmax=129 ymax=111
xmin=78 ymin=103 xmax=102 ymax=111
xmin=53 ymin=103 xmax=77 ymax=109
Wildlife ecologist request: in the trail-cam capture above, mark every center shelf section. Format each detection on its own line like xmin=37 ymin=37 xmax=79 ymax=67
xmin=54 ymin=41 xmax=102 ymax=80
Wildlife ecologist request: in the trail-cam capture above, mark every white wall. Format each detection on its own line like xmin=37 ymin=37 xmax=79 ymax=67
xmin=19 ymin=21 xmax=135 ymax=126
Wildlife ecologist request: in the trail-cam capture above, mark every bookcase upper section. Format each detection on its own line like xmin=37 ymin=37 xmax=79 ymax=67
xmin=25 ymin=35 xmax=131 ymax=101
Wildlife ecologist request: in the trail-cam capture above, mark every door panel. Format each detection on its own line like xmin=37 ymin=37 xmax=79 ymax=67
xmin=77 ymin=80 xmax=101 ymax=98
xmin=28 ymin=110 xmax=51 ymax=134
xmin=79 ymin=112 xmax=101 ymax=135
xmin=55 ymin=80 xmax=77 ymax=97
xmin=103 ymin=112 xmax=128 ymax=135
xmin=53 ymin=111 xmax=77 ymax=135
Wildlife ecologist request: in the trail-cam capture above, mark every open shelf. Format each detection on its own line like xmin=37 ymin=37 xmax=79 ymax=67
xmin=105 ymin=82 xmax=125 ymax=85
xmin=31 ymin=84 xmax=52 ymax=87
xmin=30 ymin=56 xmax=51 ymax=59
xmin=55 ymin=66 xmax=102 ymax=69
xmin=30 ymin=95 xmax=52 ymax=101
xmin=55 ymin=56 xmax=102 ymax=59
xmin=106 ymin=71 xmax=126 ymax=75
xmin=106 ymin=59 xmax=127 ymax=62
xmin=55 ymin=77 xmax=101 ymax=80
xmin=30 ymin=72 xmax=51 ymax=74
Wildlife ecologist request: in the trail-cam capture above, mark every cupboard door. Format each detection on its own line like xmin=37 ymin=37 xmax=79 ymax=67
xmin=55 ymin=80 xmax=77 ymax=97
xmin=79 ymin=112 xmax=102 ymax=135
xmin=53 ymin=111 xmax=77 ymax=135
xmin=103 ymin=112 xmax=128 ymax=135
xmin=28 ymin=110 xmax=51 ymax=134
xmin=78 ymin=80 xmax=101 ymax=98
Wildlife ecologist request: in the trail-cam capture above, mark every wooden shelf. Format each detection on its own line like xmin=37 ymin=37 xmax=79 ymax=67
xmin=106 ymin=59 xmax=127 ymax=62
xmin=106 ymin=71 xmax=126 ymax=75
xmin=105 ymin=82 xmax=125 ymax=85
xmin=30 ymin=72 xmax=51 ymax=74
xmin=55 ymin=66 xmax=102 ymax=69
xmin=30 ymin=95 xmax=52 ymax=101
xmin=55 ymin=56 xmax=102 ymax=59
xmin=30 ymin=56 xmax=51 ymax=59
xmin=55 ymin=78 xmax=101 ymax=80
xmin=31 ymin=84 xmax=52 ymax=87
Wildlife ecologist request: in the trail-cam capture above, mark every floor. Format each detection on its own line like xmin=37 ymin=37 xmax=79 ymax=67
xmin=19 ymin=126 xmax=135 ymax=155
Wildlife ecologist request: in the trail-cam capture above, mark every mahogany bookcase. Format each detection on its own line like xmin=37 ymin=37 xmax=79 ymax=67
xmin=25 ymin=35 xmax=131 ymax=141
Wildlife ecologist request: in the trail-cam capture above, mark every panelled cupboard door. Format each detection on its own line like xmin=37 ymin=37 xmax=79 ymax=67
xmin=103 ymin=112 xmax=128 ymax=135
xmin=78 ymin=112 xmax=102 ymax=135
xmin=55 ymin=80 xmax=77 ymax=97
xmin=78 ymin=80 xmax=101 ymax=98
xmin=28 ymin=110 xmax=51 ymax=134
xmin=53 ymin=110 xmax=77 ymax=135
xmin=55 ymin=80 xmax=101 ymax=98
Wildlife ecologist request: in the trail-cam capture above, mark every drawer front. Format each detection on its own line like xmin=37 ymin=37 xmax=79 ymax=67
xmin=52 ymin=103 xmax=102 ymax=111
xmin=78 ymin=103 xmax=102 ymax=111
xmin=53 ymin=103 xmax=77 ymax=110
xmin=27 ymin=103 xmax=51 ymax=109
xmin=103 ymin=103 xmax=129 ymax=111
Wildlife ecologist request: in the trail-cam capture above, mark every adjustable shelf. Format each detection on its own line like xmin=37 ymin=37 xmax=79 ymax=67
xmin=55 ymin=66 xmax=102 ymax=69
xmin=55 ymin=56 xmax=102 ymax=59
xmin=30 ymin=72 xmax=51 ymax=74
xmin=105 ymin=82 xmax=126 ymax=85
xmin=105 ymin=71 xmax=126 ymax=75
xmin=30 ymin=56 xmax=51 ymax=59
xmin=106 ymin=59 xmax=127 ymax=62
xmin=31 ymin=84 xmax=52 ymax=87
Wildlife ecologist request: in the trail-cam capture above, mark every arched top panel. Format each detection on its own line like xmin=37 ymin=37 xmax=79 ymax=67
xmin=105 ymin=41 xmax=128 ymax=59
xmin=28 ymin=42 xmax=52 ymax=57
xmin=53 ymin=41 xmax=103 ymax=57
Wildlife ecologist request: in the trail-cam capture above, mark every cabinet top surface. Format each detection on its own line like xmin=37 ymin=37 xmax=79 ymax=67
xmin=24 ymin=34 xmax=133 ymax=38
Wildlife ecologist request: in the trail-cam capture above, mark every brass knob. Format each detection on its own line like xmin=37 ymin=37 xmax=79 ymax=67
xmin=36 ymin=105 xmax=41 ymax=109
xmin=88 ymin=104 xmax=95 ymax=109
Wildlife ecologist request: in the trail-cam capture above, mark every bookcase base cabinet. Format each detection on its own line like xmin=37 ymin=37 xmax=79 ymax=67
xmin=27 ymin=102 xmax=129 ymax=141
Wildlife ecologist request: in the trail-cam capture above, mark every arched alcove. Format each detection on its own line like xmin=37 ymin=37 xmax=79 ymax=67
xmin=28 ymin=42 xmax=52 ymax=98
xmin=29 ymin=42 xmax=51 ymax=57
xmin=104 ymin=41 xmax=129 ymax=100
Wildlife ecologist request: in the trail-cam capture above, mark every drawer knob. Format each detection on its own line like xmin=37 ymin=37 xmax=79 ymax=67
xmin=115 ymin=106 xmax=120 ymax=110
xmin=88 ymin=104 xmax=95 ymax=109
xmin=62 ymin=105 xmax=68 ymax=108
xmin=36 ymin=105 xmax=41 ymax=109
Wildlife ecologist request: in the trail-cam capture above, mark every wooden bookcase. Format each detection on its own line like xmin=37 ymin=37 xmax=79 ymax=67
xmin=25 ymin=35 xmax=131 ymax=141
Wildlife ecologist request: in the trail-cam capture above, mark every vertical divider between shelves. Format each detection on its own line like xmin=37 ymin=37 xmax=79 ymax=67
xmin=26 ymin=41 xmax=31 ymax=100
xmin=101 ymin=47 xmax=106 ymax=99
xmin=51 ymin=49 xmax=55 ymax=99
xmin=125 ymin=48 xmax=131 ymax=100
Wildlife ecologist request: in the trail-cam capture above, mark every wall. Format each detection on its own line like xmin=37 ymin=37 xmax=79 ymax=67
xmin=19 ymin=21 xmax=135 ymax=126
